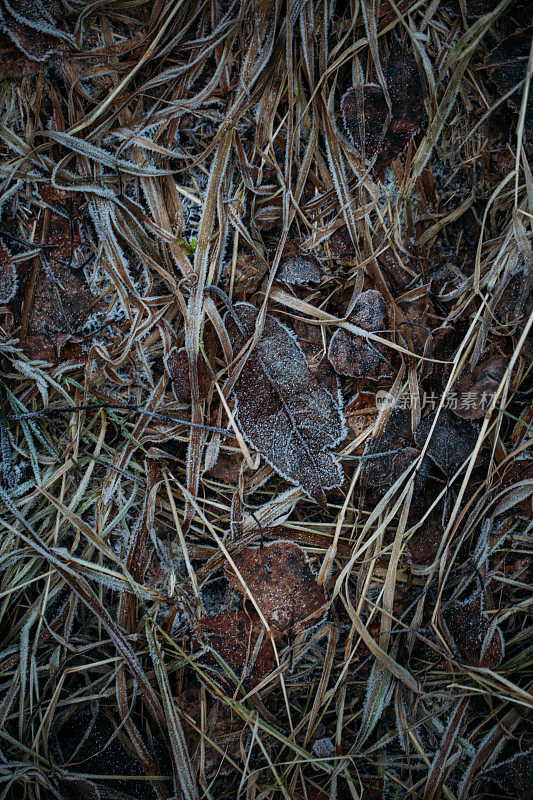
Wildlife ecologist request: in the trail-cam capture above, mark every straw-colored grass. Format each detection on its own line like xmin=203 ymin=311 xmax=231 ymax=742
xmin=0 ymin=1 xmax=531 ymax=798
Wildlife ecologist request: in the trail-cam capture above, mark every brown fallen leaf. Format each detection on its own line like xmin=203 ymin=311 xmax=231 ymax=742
xmin=483 ymin=748 xmax=533 ymax=798
xmin=225 ymin=302 xmax=346 ymax=506
xmin=195 ymin=608 xmax=278 ymax=689
xmin=341 ymin=49 xmax=426 ymax=178
xmin=485 ymin=27 xmax=533 ymax=149
xmin=407 ymin=520 xmax=442 ymax=568
xmin=278 ymin=242 xmax=324 ymax=285
xmin=164 ymin=346 xmax=214 ymax=403
xmin=441 ymin=593 xmax=504 ymax=669
xmin=414 ymin=409 xmax=479 ymax=474
xmin=328 ymin=290 xmax=392 ymax=380
xmin=225 ymin=540 xmax=326 ymax=634
xmin=0 ymin=243 xmax=17 ymax=303
xmin=453 ymin=354 xmax=507 ymax=419
xmin=363 ymin=409 xmax=425 ymax=489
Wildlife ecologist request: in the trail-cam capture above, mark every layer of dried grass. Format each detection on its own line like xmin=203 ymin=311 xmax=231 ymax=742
xmin=0 ymin=1 xmax=531 ymax=799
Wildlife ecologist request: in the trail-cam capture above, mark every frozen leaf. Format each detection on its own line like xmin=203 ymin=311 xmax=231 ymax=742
xmin=414 ymin=409 xmax=478 ymax=474
xmin=278 ymin=242 xmax=324 ymax=285
xmin=0 ymin=243 xmax=17 ymax=302
xmin=225 ymin=540 xmax=326 ymax=634
xmin=486 ymin=29 xmax=533 ymax=149
xmin=196 ymin=608 xmax=278 ymax=689
xmin=328 ymin=290 xmax=392 ymax=380
xmin=341 ymin=49 xmax=425 ymax=178
xmin=442 ymin=593 xmax=504 ymax=669
xmin=164 ymin=347 xmax=214 ymax=403
xmin=484 ymin=748 xmax=533 ymax=796
xmin=23 ymin=220 xmax=103 ymax=362
xmin=453 ymin=354 xmax=507 ymax=419
xmin=225 ymin=302 xmax=346 ymax=506
xmin=408 ymin=520 xmax=442 ymax=568
xmin=364 ymin=409 xmax=425 ymax=489
xmin=329 ymin=226 xmax=356 ymax=260
xmin=312 ymin=738 xmax=335 ymax=758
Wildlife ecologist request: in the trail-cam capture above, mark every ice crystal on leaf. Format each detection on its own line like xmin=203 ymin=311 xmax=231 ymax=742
xmin=341 ymin=48 xmax=426 ymax=178
xmin=441 ymin=592 xmax=504 ymax=669
xmin=225 ymin=540 xmax=327 ymax=634
xmin=225 ymin=302 xmax=346 ymax=506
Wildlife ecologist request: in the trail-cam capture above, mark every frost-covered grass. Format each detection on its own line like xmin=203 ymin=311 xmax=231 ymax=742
xmin=0 ymin=1 xmax=532 ymax=799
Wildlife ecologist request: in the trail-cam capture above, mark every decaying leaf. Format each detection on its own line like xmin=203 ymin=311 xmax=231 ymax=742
xmin=363 ymin=409 xmax=423 ymax=488
xmin=453 ymin=354 xmax=507 ymax=419
xmin=341 ymin=49 xmax=426 ymax=178
xmin=195 ymin=608 xmax=278 ymax=689
xmin=225 ymin=540 xmax=326 ymax=634
xmin=414 ymin=409 xmax=479 ymax=474
xmin=0 ymin=243 xmax=17 ymax=303
xmin=278 ymin=242 xmax=324 ymax=285
xmin=441 ymin=592 xmax=504 ymax=668
xmin=164 ymin=347 xmax=214 ymax=403
xmin=407 ymin=520 xmax=443 ymax=568
xmin=225 ymin=302 xmax=346 ymax=505
xmin=24 ymin=259 xmax=101 ymax=361
xmin=483 ymin=748 xmax=533 ymax=797
xmin=328 ymin=290 xmax=392 ymax=380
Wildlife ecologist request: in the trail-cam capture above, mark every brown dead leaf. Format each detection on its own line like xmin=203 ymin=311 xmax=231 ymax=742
xmin=441 ymin=593 xmax=504 ymax=669
xmin=341 ymin=49 xmax=426 ymax=178
xmin=485 ymin=28 xmax=533 ymax=149
xmin=364 ymin=408 xmax=423 ymax=487
xmin=225 ymin=540 xmax=326 ymax=634
xmin=414 ymin=409 xmax=479 ymax=474
xmin=196 ymin=608 xmax=278 ymax=689
xmin=278 ymin=242 xmax=324 ymax=285
xmin=328 ymin=290 xmax=392 ymax=380
xmin=408 ymin=520 xmax=442 ymax=568
xmin=453 ymin=354 xmax=507 ymax=419
xmin=164 ymin=347 xmax=214 ymax=403
xmin=225 ymin=302 xmax=346 ymax=506
xmin=483 ymin=748 xmax=533 ymax=797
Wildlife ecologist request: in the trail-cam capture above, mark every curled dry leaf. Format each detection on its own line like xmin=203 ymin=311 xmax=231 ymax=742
xmin=0 ymin=243 xmax=17 ymax=303
xmin=225 ymin=302 xmax=346 ymax=506
xmin=225 ymin=540 xmax=326 ymax=634
xmin=414 ymin=409 xmax=479 ymax=474
xmin=278 ymin=242 xmax=324 ymax=285
xmin=453 ymin=354 xmax=507 ymax=419
xmin=341 ymin=49 xmax=426 ymax=178
xmin=442 ymin=593 xmax=504 ymax=669
xmin=328 ymin=290 xmax=392 ymax=380
xmin=196 ymin=608 xmax=278 ymax=689
xmin=483 ymin=748 xmax=533 ymax=797
xmin=164 ymin=347 xmax=214 ymax=403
